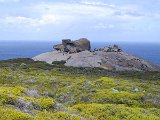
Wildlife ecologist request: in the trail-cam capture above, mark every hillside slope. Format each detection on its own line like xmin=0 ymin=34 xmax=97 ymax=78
xmin=0 ymin=58 xmax=159 ymax=120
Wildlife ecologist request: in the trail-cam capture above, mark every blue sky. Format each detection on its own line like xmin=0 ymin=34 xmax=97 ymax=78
xmin=0 ymin=0 xmax=160 ymax=42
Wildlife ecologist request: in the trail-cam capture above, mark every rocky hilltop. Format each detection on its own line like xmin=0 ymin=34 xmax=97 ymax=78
xmin=33 ymin=38 xmax=160 ymax=71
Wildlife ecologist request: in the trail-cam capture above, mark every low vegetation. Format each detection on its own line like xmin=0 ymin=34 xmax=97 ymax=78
xmin=0 ymin=58 xmax=159 ymax=120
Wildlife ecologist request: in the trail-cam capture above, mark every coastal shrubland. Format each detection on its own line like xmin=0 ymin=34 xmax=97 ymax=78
xmin=0 ymin=58 xmax=159 ymax=120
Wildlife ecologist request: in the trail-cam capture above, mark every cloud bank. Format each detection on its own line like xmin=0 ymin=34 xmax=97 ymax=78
xmin=0 ymin=0 xmax=160 ymax=42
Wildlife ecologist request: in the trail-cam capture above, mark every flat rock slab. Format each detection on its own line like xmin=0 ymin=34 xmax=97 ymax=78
xmin=33 ymin=51 xmax=160 ymax=71
xmin=33 ymin=51 xmax=72 ymax=64
xmin=65 ymin=51 xmax=102 ymax=68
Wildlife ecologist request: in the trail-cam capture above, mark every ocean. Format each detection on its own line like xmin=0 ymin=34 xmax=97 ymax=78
xmin=0 ymin=41 xmax=160 ymax=65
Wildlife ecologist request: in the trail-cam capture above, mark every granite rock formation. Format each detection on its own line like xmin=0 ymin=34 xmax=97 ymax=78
xmin=94 ymin=45 xmax=122 ymax=52
xmin=53 ymin=38 xmax=91 ymax=54
xmin=33 ymin=38 xmax=160 ymax=71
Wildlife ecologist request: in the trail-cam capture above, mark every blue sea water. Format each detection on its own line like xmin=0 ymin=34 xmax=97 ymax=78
xmin=0 ymin=41 xmax=160 ymax=65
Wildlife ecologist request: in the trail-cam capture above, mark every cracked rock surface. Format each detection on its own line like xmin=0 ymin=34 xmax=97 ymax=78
xmin=33 ymin=50 xmax=160 ymax=71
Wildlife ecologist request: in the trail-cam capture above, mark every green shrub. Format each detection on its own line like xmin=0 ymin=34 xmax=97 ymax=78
xmin=35 ymin=111 xmax=81 ymax=120
xmin=25 ymin=97 xmax=55 ymax=110
xmin=0 ymin=106 xmax=31 ymax=120
xmin=70 ymin=103 xmax=160 ymax=120
xmin=0 ymin=86 xmax=25 ymax=104
xmin=93 ymin=90 xmax=143 ymax=106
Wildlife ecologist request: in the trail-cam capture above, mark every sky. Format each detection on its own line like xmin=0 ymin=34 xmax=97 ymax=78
xmin=0 ymin=0 xmax=160 ymax=42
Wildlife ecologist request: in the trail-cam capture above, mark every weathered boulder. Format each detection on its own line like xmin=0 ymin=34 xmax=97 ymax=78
xmin=53 ymin=38 xmax=91 ymax=53
xmin=62 ymin=39 xmax=72 ymax=45
xmin=53 ymin=44 xmax=64 ymax=52
xmin=95 ymin=44 xmax=122 ymax=52
xmin=14 ymin=99 xmax=41 ymax=113
xmin=24 ymin=89 xmax=41 ymax=98
xmin=73 ymin=38 xmax=91 ymax=52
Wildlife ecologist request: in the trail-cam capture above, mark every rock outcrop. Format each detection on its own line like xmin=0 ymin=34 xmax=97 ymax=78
xmin=53 ymin=38 xmax=91 ymax=54
xmin=33 ymin=38 xmax=160 ymax=71
xmin=33 ymin=51 xmax=160 ymax=71
xmin=94 ymin=45 xmax=122 ymax=52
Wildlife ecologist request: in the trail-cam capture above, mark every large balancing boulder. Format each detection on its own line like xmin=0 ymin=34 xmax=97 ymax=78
xmin=53 ymin=38 xmax=91 ymax=53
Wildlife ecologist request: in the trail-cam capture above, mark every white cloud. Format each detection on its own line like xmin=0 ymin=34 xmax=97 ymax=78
xmin=92 ymin=23 xmax=115 ymax=29
xmin=0 ymin=1 xmax=156 ymax=33
xmin=0 ymin=14 xmax=68 ymax=28
xmin=0 ymin=0 xmax=148 ymax=38
xmin=30 ymin=2 xmax=144 ymax=23
xmin=0 ymin=0 xmax=20 ymax=3
xmin=80 ymin=0 xmax=110 ymax=6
